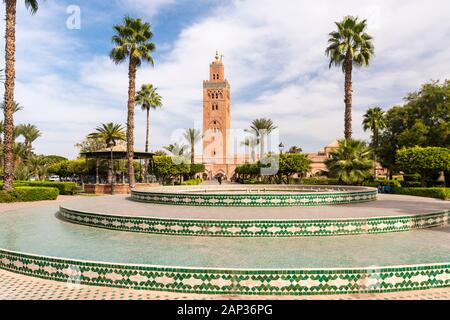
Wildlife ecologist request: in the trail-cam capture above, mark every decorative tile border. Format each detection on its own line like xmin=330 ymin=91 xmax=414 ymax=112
xmin=131 ymin=185 xmax=378 ymax=207
xmin=0 ymin=249 xmax=448 ymax=295
xmin=59 ymin=206 xmax=449 ymax=237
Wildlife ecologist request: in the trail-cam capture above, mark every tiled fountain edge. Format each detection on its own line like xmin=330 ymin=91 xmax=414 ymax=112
xmin=0 ymin=249 xmax=449 ymax=295
xmin=59 ymin=206 xmax=449 ymax=237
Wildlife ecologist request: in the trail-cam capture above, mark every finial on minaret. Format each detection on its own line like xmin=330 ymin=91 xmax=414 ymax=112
xmin=215 ymin=50 xmax=219 ymax=61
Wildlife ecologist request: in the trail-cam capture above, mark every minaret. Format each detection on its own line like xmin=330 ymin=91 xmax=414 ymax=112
xmin=202 ymin=51 xmax=231 ymax=164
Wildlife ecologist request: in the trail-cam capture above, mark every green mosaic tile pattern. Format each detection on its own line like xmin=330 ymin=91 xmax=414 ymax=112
xmin=0 ymin=249 xmax=448 ymax=295
xmin=131 ymin=186 xmax=378 ymax=207
xmin=59 ymin=207 xmax=449 ymax=238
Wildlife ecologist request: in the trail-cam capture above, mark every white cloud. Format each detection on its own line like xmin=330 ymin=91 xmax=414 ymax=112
xmin=1 ymin=0 xmax=450 ymax=158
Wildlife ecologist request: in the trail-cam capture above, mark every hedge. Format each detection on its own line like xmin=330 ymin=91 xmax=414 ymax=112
xmin=0 ymin=187 xmax=60 ymax=203
xmin=394 ymin=188 xmax=450 ymax=200
xmin=176 ymin=178 xmax=203 ymax=186
xmin=292 ymin=178 xmax=340 ymax=185
xmin=13 ymin=181 xmax=78 ymax=195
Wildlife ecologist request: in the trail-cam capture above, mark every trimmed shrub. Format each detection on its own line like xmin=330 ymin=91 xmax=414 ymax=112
xmin=176 ymin=178 xmax=203 ymax=186
xmin=0 ymin=187 xmax=59 ymax=203
xmin=14 ymin=181 xmax=78 ymax=195
xmin=400 ymin=181 xmax=422 ymax=188
xmin=394 ymin=188 xmax=450 ymax=200
xmin=403 ymin=174 xmax=421 ymax=182
xmin=292 ymin=178 xmax=340 ymax=185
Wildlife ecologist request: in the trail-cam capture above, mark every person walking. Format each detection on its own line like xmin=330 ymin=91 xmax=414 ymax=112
xmin=217 ymin=175 xmax=222 ymax=185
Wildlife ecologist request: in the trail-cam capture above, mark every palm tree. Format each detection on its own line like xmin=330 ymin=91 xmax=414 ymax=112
xmin=2 ymin=1 xmax=41 ymax=190
xmin=363 ymin=107 xmax=386 ymax=177
xmin=135 ymin=84 xmax=162 ymax=152
xmin=245 ymin=118 xmax=278 ymax=159
xmin=164 ymin=143 xmax=188 ymax=157
xmin=110 ymin=16 xmax=156 ymax=188
xmin=183 ymin=128 xmax=202 ymax=164
xmin=16 ymin=124 xmax=42 ymax=156
xmin=88 ymin=123 xmax=126 ymax=184
xmin=27 ymin=155 xmax=46 ymax=180
xmin=325 ymin=139 xmax=372 ymax=185
xmin=325 ymin=16 xmax=375 ymax=140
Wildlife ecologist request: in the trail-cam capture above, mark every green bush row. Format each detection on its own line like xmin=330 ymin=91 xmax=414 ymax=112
xmin=14 ymin=181 xmax=78 ymax=195
xmin=291 ymin=178 xmax=340 ymax=185
xmin=176 ymin=178 xmax=203 ymax=186
xmin=394 ymin=188 xmax=450 ymax=200
xmin=0 ymin=187 xmax=60 ymax=203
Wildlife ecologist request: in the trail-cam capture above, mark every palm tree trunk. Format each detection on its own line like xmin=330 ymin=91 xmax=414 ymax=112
xmin=344 ymin=54 xmax=353 ymax=140
xmin=2 ymin=0 xmax=17 ymax=191
xmin=260 ymin=136 xmax=264 ymax=159
xmin=145 ymin=108 xmax=150 ymax=153
xmin=191 ymin=142 xmax=195 ymax=165
xmin=143 ymin=108 xmax=150 ymax=183
xmin=127 ymin=59 xmax=137 ymax=188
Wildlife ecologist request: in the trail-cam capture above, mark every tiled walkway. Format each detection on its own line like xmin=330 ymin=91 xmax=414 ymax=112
xmin=1 ymin=268 xmax=449 ymax=300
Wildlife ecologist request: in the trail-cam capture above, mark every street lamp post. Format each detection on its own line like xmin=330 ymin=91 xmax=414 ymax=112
xmin=278 ymin=142 xmax=285 ymax=155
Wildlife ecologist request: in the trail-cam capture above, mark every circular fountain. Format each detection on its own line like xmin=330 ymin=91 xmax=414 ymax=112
xmin=0 ymin=184 xmax=449 ymax=296
xmin=130 ymin=185 xmax=378 ymax=207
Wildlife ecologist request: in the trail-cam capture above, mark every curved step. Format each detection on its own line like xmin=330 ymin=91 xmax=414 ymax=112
xmin=59 ymin=194 xmax=449 ymax=237
xmin=0 ymin=203 xmax=449 ymax=295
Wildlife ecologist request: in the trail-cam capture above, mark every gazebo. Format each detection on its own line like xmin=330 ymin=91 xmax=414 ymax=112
xmin=81 ymin=145 xmax=158 ymax=194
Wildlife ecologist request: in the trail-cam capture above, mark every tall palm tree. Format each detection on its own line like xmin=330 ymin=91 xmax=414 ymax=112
xmin=183 ymin=128 xmax=202 ymax=164
xmin=325 ymin=16 xmax=375 ymax=140
xmin=2 ymin=0 xmax=41 ymax=190
xmin=110 ymin=16 xmax=156 ymax=188
xmin=16 ymin=123 xmax=41 ymax=156
xmin=362 ymin=107 xmax=386 ymax=150
xmin=363 ymin=107 xmax=386 ymax=177
xmin=135 ymin=84 xmax=162 ymax=152
xmin=245 ymin=118 xmax=277 ymax=159
xmin=88 ymin=123 xmax=126 ymax=184
xmin=325 ymin=139 xmax=372 ymax=185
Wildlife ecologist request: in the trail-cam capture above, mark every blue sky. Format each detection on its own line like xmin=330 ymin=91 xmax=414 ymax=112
xmin=1 ymin=0 xmax=450 ymax=159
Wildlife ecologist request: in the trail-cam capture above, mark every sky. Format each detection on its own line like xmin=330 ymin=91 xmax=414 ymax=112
xmin=0 ymin=0 xmax=449 ymax=159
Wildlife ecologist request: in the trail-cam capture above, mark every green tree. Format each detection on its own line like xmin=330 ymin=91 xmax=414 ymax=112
xmin=377 ymin=80 xmax=450 ymax=178
xmin=325 ymin=139 xmax=372 ymax=185
xmin=2 ymin=0 xmax=41 ymax=190
xmin=151 ymin=155 xmax=190 ymax=184
xmin=326 ymin=16 xmax=375 ymax=140
xmin=245 ymin=118 xmax=277 ymax=159
xmin=363 ymin=107 xmax=386 ymax=177
xmin=110 ymin=16 xmax=156 ymax=188
xmin=135 ymin=84 xmax=162 ymax=152
xmin=183 ymin=128 xmax=202 ymax=164
xmin=396 ymin=147 xmax=450 ymax=187
xmin=16 ymin=124 xmax=42 ymax=156
xmin=279 ymin=153 xmax=311 ymax=183
xmin=88 ymin=123 xmax=126 ymax=183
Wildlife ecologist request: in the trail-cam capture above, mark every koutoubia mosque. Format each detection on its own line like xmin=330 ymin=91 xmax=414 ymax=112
xmin=197 ymin=52 xmax=340 ymax=180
